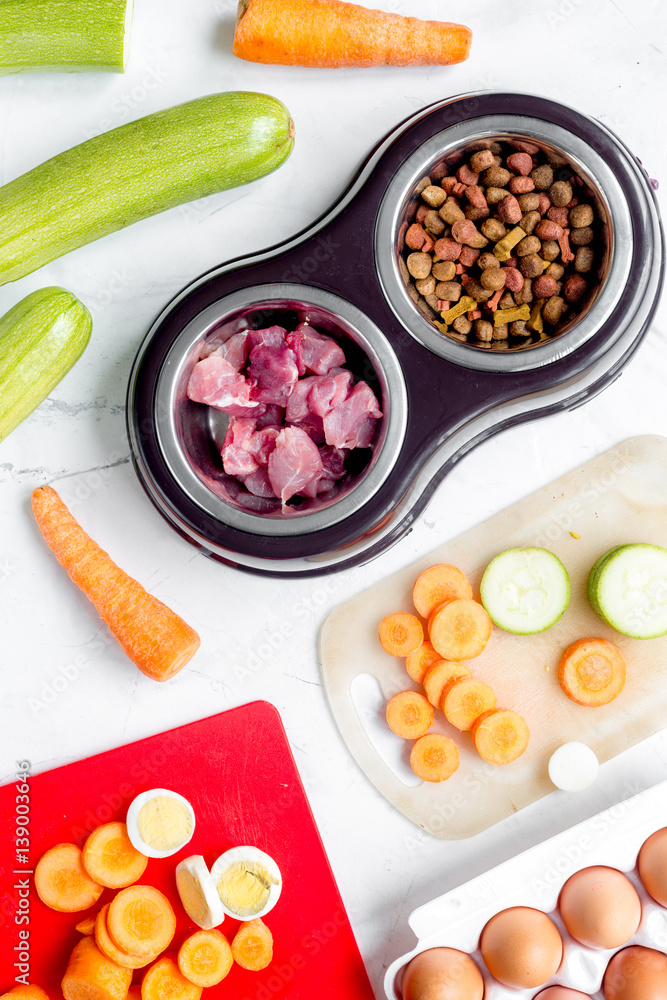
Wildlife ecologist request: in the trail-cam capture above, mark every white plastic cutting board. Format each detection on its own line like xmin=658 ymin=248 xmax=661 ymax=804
xmin=320 ymin=436 xmax=667 ymax=839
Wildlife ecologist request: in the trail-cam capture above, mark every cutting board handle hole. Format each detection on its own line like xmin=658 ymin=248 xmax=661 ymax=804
xmin=350 ymin=673 xmax=422 ymax=788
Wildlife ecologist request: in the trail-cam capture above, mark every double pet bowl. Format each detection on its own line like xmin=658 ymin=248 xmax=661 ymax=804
xmin=128 ymin=92 xmax=664 ymax=577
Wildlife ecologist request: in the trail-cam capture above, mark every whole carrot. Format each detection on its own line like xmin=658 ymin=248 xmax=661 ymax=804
xmin=233 ymin=0 xmax=472 ymax=68
xmin=31 ymin=485 xmax=200 ymax=682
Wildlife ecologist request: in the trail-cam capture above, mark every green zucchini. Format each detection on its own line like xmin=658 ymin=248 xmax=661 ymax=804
xmin=0 ymin=287 xmax=92 ymax=442
xmin=480 ymin=546 xmax=570 ymax=634
xmin=587 ymin=544 xmax=667 ymax=639
xmin=0 ymin=0 xmax=133 ymax=73
xmin=0 ymin=92 xmax=295 ymax=285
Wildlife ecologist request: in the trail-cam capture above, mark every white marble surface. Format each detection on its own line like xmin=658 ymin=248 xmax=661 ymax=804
xmin=1 ymin=0 xmax=666 ymax=994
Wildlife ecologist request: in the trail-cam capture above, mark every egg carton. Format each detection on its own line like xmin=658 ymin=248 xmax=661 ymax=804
xmin=384 ymin=780 xmax=667 ymax=999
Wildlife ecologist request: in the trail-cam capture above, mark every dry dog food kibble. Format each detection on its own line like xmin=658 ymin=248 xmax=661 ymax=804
xmin=398 ymin=139 xmax=605 ymax=350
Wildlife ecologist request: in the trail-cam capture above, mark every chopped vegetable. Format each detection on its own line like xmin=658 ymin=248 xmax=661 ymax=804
xmin=82 ymin=821 xmax=148 ymax=889
xmin=0 ymin=988 xmax=49 ymax=999
xmin=75 ymin=913 xmax=98 ymax=935
xmin=34 ymin=842 xmax=103 ymax=913
xmin=410 ymin=734 xmax=460 ymax=783
xmin=472 ymin=709 xmax=530 ymax=764
xmin=31 ymin=485 xmax=200 ymax=682
xmin=423 ymin=659 xmax=471 ymax=709
xmin=412 ymin=564 xmax=473 ymax=619
xmin=231 ymin=919 xmax=274 ymax=972
xmin=178 ymin=929 xmax=234 ymax=987
xmin=480 ymin=547 xmax=570 ymax=634
xmin=443 ymin=678 xmax=496 ymax=731
xmin=0 ymin=0 xmax=133 ymax=74
xmin=141 ymin=956 xmax=202 ymax=1000
xmin=378 ymin=612 xmax=423 ymax=657
xmin=106 ymin=884 xmax=176 ymax=957
xmin=61 ymin=937 xmax=132 ymax=1000
xmin=588 ymin=543 xmax=667 ymax=638
xmin=233 ymin=0 xmax=472 ymax=68
xmin=548 ymin=742 xmax=599 ymax=791
xmin=558 ymin=637 xmax=626 ymax=707
xmin=94 ymin=903 xmax=159 ymax=969
xmin=386 ymin=690 xmax=434 ymax=739
xmin=429 ymin=599 xmax=492 ymax=660
xmin=405 ymin=641 xmax=441 ymax=683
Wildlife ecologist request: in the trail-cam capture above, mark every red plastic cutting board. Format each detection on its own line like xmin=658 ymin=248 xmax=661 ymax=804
xmin=0 ymin=701 xmax=374 ymax=999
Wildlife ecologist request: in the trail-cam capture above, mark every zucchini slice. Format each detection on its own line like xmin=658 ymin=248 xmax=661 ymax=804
xmin=588 ymin=544 xmax=667 ymax=639
xmin=480 ymin=547 xmax=570 ymax=634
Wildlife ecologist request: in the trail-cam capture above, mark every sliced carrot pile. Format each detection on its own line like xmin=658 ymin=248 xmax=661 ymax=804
xmin=231 ymin=919 xmax=273 ymax=972
xmin=35 ymin=843 xmax=104 ymax=913
xmin=178 ymin=929 xmax=233 ymax=987
xmin=83 ymin=821 xmax=148 ymax=889
xmin=429 ymin=598 xmax=492 ymax=660
xmin=75 ymin=912 xmax=98 ymax=935
xmin=386 ymin=690 xmax=433 ymax=739
xmin=405 ymin=640 xmax=441 ymax=683
xmin=413 ymin=563 xmax=473 ymax=619
xmin=107 ymin=885 xmax=176 ymax=958
xmin=558 ymin=637 xmax=627 ymax=707
xmin=410 ymin=734 xmax=460 ymax=782
xmin=61 ymin=936 xmax=132 ymax=1000
xmin=379 ymin=612 xmax=423 ymax=656
xmin=472 ymin=709 xmax=530 ymax=764
xmin=0 ymin=988 xmax=50 ymax=999
xmin=443 ymin=677 xmax=496 ymax=731
xmin=141 ymin=956 xmax=202 ymax=1000
xmin=95 ymin=904 xmax=159 ymax=970
xmin=423 ymin=659 xmax=471 ymax=709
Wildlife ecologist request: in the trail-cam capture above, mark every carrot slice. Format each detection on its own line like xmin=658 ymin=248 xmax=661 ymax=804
xmin=141 ymin=956 xmax=202 ymax=1000
xmin=95 ymin=904 xmax=159 ymax=970
xmin=107 ymin=885 xmax=176 ymax=957
xmin=231 ymin=919 xmax=273 ymax=972
xmin=472 ymin=709 xmax=530 ymax=764
xmin=61 ymin=936 xmax=132 ymax=1000
xmin=75 ymin=912 xmax=98 ymax=935
xmin=558 ymin=638 xmax=626 ymax=706
xmin=128 ymin=991 xmax=142 ymax=1000
xmin=386 ymin=690 xmax=434 ymax=739
xmin=0 ymin=988 xmax=50 ymax=999
xmin=443 ymin=677 xmax=497 ymax=731
xmin=429 ymin=599 xmax=492 ymax=660
xmin=413 ymin=564 xmax=473 ymax=619
xmin=178 ymin=929 xmax=233 ymax=987
xmin=410 ymin=734 xmax=460 ymax=782
xmin=83 ymin=822 xmax=148 ymax=889
xmin=35 ymin=843 xmax=104 ymax=913
xmin=233 ymin=0 xmax=472 ymax=68
xmin=379 ymin=612 xmax=423 ymax=656
xmin=31 ymin=485 xmax=200 ymax=682
xmin=405 ymin=641 xmax=441 ymax=683
xmin=423 ymin=659 xmax=472 ymax=708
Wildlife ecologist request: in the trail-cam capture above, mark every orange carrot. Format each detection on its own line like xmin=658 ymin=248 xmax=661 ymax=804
xmin=83 ymin=822 xmax=148 ymax=889
xmin=410 ymin=734 xmax=460 ymax=783
xmin=31 ymin=485 xmax=200 ymax=682
xmin=94 ymin=904 xmax=159 ymax=970
xmin=405 ymin=641 xmax=442 ymax=683
xmin=178 ymin=929 xmax=234 ymax=987
xmin=75 ymin=912 xmax=98 ymax=935
xmin=423 ymin=659 xmax=471 ymax=709
xmin=386 ymin=690 xmax=433 ymax=739
xmin=141 ymin=956 xmax=202 ymax=1000
xmin=107 ymin=885 xmax=176 ymax=958
xmin=442 ymin=677 xmax=496 ymax=731
xmin=35 ymin=843 xmax=104 ymax=913
xmin=558 ymin=638 xmax=626 ymax=707
xmin=413 ymin=564 xmax=473 ymax=619
xmin=379 ymin=612 xmax=423 ymax=656
xmin=127 ymin=990 xmax=142 ymax=1000
xmin=233 ymin=0 xmax=472 ymax=68
xmin=429 ymin=599 xmax=493 ymax=660
xmin=0 ymin=988 xmax=50 ymax=999
xmin=472 ymin=709 xmax=530 ymax=764
xmin=61 ymin=937 xmax=132 ymax=1000
xmin=231 ymin=919 xmax=273 ymax=972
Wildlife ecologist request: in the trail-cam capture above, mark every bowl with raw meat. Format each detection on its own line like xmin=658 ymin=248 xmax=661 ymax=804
xmin=139 ymin=284 xmax=407 ymax=539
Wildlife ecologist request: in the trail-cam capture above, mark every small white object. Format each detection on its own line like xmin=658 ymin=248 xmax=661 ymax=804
xmin=175 ymin=855 xmax=225 ymax=930
xmin=126 ymin=788 xmax=195 ymax=859
xmin=548 ymin=742 xmax=599 ymax=792
xmin=211 ymin=845 xmax=282 ymax=920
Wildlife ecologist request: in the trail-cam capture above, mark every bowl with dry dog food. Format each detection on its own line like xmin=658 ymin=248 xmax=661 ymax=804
xmin=129 ymin=92 xmax=663 ymax=577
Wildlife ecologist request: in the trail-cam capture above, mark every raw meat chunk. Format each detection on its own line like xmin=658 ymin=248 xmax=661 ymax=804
xmin=247 ymin=426 xmax=281 ymax=467
xmin=268 ymin=427 xmax=324 ymax=504
xmin=242 ymin=468 xmax=277 ymax=498
xmin=221 ymin=419 xmax=259 ymax=477
xmin=247 ymin=326 xmax=287 ymax=350
xmin=248 ymin=343 xmax=299 ymax=406
xmin=323 ymin=381 xmax=382 ymax=449
xmin=187 ymin=355 xmax=265 ymax=418
xmin=286 ymin=323 xmax=346 ymax=376
xmin=215 ymin=331 xmax=249 ymax=371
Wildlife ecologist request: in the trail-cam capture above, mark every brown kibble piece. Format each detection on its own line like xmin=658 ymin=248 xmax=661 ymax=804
xmin=516 ymin=235 xmax=541 ymax=257
xmin=530 ymin=164 xmax=554 ymax=190
xmin=465 ymin=204 xmax=491 ymax=222
xmin=509 ymin=320 xmax=530 ymax=337
xmin=421 ymin=185 xmax=447 ymax=209
xmin=545 ymin=262 xmax=565 ymax=280
xmin=541 ymin=240 xmax=561 ymax=262
xmin=520 ymin=254 xmax=545 ymax=279
xmin=564 ymin=273 xmax=588 ymax=302
xmin=575 ymin=246 xmax=594 ymax=273
xmin=432 ymin=260 xmax=456 ymax=281
xmin=499 ymin=291 xmax=516 ymax=310
xmin=439 ymin=200 xmax=465 ymax=225
xmin=519 ymin=210 xmax=541 ymax=235
xmin=475 ymin=320 xmax=494 ymax=342
xmin=407 ymin=252 xmax=432 ymax=279
xmin=492 ymin=323 xmax=509 ymax=340
xmin=518 ymin=193 xmax=540 ymax=213
xmin=415 ymin=276 xmax=436 ymax=296
xmin=482 ymin=166 xmax=511 ymax=188
xmin=542 ymin=295 xmax=567 ymax=325
xmin=452 ymin=315 xmax=472 ymax=335
xmin=514 ymin=278 xmax=533 ymax=304
xmin=470 ymin=149 xmax=495 ymax=172
xmin=478 ymin=252 xmax=500 ymax=271
xmin=533 ymin=275 xmax=558 ymax=299
xmin=423 ymin=210 xmax=446 ymax=236
xmin=435 ymin=281 xmax=461 ymax=302
xmin=481 ymin=218 xmax=507 ymax=242
xmin=550 ymin=180 xmax=573 ymax=206
xmin=480 ymin=267 xmax=506 ymax=291
xmin=485 ymin=187 xmax=509 ymax=206
xmin=466 ymin=279 xmax=493 ymax=303
xmin=570 ymin=203 xmax=595 ymax=228
xmin=570 ymin=226 xmax=594 ymax=246
xmin=497 ymin=195 xmax=523 ymax=225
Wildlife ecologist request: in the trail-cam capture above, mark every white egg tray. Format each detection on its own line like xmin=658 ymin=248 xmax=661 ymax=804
xmin=385 ymin=780 xmax=667 ymax=999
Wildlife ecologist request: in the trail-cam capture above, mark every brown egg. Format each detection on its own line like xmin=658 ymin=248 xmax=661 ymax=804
xmin=638 ymin=827 xmax=667 ymax=906
xmin=480 ymin=906 xmax=562 ymax=989
xmin=603 ymin=945 xmax=667 ymax=999
xmin=535 ymin=989 xmax=592 ymax=999
xmin=401 ymin=947 xmax=484 ymax=1000
xmin=559 ymin=866 xmax=641 ymax=949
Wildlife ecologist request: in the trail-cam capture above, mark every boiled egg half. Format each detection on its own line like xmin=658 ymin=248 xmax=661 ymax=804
xmin=126 ymin=788 xmax=195 ymax=859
